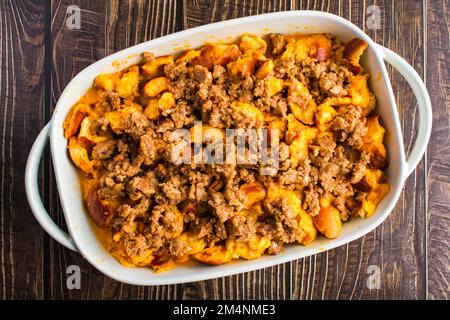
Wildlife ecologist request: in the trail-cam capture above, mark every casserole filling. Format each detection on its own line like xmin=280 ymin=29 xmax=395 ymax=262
xmin=64 ymin=33 xmax=389 ymax=272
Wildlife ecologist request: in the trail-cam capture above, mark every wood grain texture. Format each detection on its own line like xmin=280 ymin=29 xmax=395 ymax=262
xmin=0 ymin=0 xmax=448 ymax=300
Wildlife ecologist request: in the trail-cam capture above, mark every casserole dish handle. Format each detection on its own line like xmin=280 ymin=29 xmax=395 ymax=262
xmin=378 ymin=45 xmax=432 ymax=177
xmin=25 ymin=123 xmax=78 ymax=251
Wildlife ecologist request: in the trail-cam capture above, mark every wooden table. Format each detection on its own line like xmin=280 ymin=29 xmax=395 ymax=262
xmin=1 ymin=0 xmax=448 ymax=300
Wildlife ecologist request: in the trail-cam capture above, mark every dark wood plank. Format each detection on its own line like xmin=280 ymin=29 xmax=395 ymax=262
xmin=3 ymin=0 xmax=442 ymax=299
xmin=48 ymin=0 xmax=182 ymax=299
xmin=0 ymin=0 xmax=47 ymax=299
xmin=425 ymin=0 xmax=450 ymax=300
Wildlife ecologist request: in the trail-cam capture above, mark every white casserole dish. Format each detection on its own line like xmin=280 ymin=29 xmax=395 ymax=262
xmin=25 ymin=11 xmax=432 ymax=286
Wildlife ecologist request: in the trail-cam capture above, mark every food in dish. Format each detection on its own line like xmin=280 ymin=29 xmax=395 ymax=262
xmin=64 ymin=32 xmax=389 ymax=272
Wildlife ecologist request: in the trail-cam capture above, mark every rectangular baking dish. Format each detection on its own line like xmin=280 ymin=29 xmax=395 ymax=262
xmin=25 ymin=11 xmax=432 ymax=286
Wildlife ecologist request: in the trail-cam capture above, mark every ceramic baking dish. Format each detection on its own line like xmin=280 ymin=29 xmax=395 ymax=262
xmin=25 ymin=11 xmax=432 ymax=285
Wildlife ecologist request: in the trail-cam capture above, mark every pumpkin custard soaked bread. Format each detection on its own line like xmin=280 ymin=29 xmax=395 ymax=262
xmin=64 ymin=33 xmax=389 ymax=272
